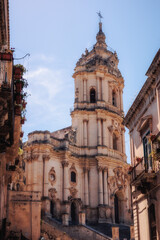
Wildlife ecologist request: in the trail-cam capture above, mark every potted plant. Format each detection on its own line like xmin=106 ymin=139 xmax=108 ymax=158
xmin=14 ymin=105 xmax=21 ymax=115
xmin=136 ymin=157 xmax=142 ymax=163
xmin=15 ymin=81 xmax=23 ymax=93
xmin=21 ymin=117 xmax=26 ymax=124
xmin=14 ymin=64 xmax=26 ymax=75
xmin=15 ymin=94 xmax=22 ymax=104
xmin=128 ymin=166 xmax=133 ymax=173
xmin=21 ymin=78 xmax=28 ymax=88
xmin=22 ymin=100 xmax=27 ymax=109
xmin=0 ymin=52 xmax=13 ymax=61
xmin=20 ymin=132 xmax=24 ymax=138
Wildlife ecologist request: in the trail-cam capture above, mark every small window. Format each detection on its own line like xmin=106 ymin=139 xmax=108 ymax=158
xmin=112 ymin=91 xmax=116 ymax=106
xmin=113 ymin=133 xmax=117 ymax=150
xmin=90 ymin=88 xmax=96 ymax=103
xmin=71 ymin=171 xmax=76 ymax=183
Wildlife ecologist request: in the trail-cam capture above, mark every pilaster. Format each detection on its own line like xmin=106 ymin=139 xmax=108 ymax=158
xmin=62 ymin=161 xmax=69 ymax=201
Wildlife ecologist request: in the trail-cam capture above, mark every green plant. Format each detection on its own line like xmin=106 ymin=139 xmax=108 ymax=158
xmin=14 ymin=64 xmax=26 ymax=74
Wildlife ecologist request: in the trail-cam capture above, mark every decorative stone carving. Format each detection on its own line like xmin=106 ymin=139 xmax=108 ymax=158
xmin=43 ymin=155 xmax=50 ymax=161
xmin=70 ymin=163 xmax=76 ymax=171
xmin=48 ymin=188 xmax=57 ymax=200
xmin=108 ymin=176 xmax=116 ymax=191
xmin=113 ymin=167 xmax=125 ymax=187
xmin=99 ymin=207 xmax=106 ymax=218
xmin=69 ymin=187 xmax=78 ymax=198
xmin=31 ymin=154 xmax=39 ymax=161
xmin=68 ymin=128 xmax=77 ymax=144
xmin=106 ymin=208 xmax=112 ymax=219
xmin=98 ymin=166 xmax=103 ymax=171
xmin=62 ymin=161 xmax=69 ymax=167
xmin=48 ymin=167 xmax=56 ymax=186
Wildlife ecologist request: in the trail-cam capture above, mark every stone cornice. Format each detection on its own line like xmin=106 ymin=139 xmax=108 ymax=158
xmin=43 ymin=155 xmax=50 ymax=161
xmin=146 ymin=49 xmax=160 ymax=77
xmin=96 ymin=156 xmax=128 ymax=167
xmin=28 ymin=130 xmax=50 ymax=136
xmin=124 ymin=76 xmax=155 ymax=128
xmin=71 ymin=108 xmax=124 ymax=121
xmin=73 ymin=70 xmax=124 ymax=84
xmin=124 ymin=50 xmax=160 ymax=128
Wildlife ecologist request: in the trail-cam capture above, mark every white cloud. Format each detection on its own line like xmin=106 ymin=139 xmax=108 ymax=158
xmin=29 ymin=54 xmax=55 ymax=64
xmin=23 ymin=66 xmax=74 ymax=136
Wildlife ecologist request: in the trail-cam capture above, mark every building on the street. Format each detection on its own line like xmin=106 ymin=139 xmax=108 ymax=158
xmin=124 ymin=49 xmax=160 ymax=240
xmin=0 ymin=1 xmax=41 ymax=239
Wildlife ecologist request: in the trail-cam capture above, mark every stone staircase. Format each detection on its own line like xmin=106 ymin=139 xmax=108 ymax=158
xmin=88 ymin=223 xmax=131 ymax=240
xmin=43 ymin=217 xmax=112 ymax=240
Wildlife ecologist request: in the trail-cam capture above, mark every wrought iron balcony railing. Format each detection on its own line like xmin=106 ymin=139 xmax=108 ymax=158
xmin=129 ymin=156 xmax=160 ymax=183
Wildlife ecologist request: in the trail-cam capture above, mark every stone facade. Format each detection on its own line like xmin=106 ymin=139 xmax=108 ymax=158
xmin=0 ymin=1 xmax=41 ymax=239
xmin=124 ymin=49 xmax=160 ymax=239
xmin=23 ymin=22 xmax=132 ymax=226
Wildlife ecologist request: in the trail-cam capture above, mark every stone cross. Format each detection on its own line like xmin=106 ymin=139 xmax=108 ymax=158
xmin=97 ymin=11 xmax=103 ymax=22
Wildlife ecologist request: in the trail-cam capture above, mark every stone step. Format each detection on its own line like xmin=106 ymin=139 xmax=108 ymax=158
xmin=88 ymin=223 xmax=131 ymax=240
xmin=43 ymin=217 xmax=111 ymax=240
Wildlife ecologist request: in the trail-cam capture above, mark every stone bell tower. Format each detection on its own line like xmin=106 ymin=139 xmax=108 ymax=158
xmin=23 ymin=19 xmax=132 ymax=226
xmin=71 ymin=21 xmax=125 ymax=157
xmin=69 ymin=21 xmax=132 ymax=224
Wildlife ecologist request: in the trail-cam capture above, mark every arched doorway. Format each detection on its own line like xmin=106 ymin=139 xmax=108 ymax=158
xmin=50 ymin=201 xmax=55 ymax=217
xmin=148 ymin=204 xmax=157 ymax=240
xmin=114 ymin=191 xmax=124 ymax=224
xmin=71 ymin=201 xmax=77 ymax=224
xmin=114 ymin=194 xmax=119 ymax=223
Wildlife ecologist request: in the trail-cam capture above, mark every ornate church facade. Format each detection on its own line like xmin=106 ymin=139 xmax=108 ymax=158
xmin=23 ymin=22 xmax=132 ymax=225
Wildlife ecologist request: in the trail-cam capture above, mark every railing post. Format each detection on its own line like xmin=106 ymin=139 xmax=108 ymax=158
xmin=62 ymin=213 xmax=69 ymax=226
xmin=130 ymin=225 xmax=135 ymax=240
xmin=112 ymin=226 xmax=119 ymax=240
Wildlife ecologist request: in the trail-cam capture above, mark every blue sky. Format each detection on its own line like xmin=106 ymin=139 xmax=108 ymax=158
xmin=9 ymin=0 xmax=160 ymax=162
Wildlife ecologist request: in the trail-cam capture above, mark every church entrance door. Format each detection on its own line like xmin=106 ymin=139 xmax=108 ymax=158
xmin=50 ymin=201 xmax=55 ymax=217
xmin=114 ymin=194 xmax=119 ymax=223
xmin=71 ymin=202 xmax=77 ymax=224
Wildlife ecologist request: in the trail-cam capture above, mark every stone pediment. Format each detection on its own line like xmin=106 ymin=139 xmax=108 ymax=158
xmin=137 ymin=115 xmax=152 ymax=133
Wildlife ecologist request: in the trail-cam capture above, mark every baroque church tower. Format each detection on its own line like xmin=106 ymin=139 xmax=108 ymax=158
xmin=22 ymin=21 xmax=132 ymax=225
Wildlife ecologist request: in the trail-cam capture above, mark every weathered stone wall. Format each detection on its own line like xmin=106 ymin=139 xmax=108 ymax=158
xmin=41 ymin=220 xmax=73 ymax=240
xmin=7 ymin=190 xmax=41 ymax=240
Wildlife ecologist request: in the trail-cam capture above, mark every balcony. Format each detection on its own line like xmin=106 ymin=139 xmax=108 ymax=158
xmin=129 ymin=157 xmax=159 ymax=191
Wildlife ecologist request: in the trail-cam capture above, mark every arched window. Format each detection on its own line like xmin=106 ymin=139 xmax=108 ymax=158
xmin=90 ymin=88 xmax=96 ymax=103
xmin=113 ymin=133 xmax=118 ymax=150
xmin=112 ymin=91 xmax=116 ymax=106
xmin=71 ymin=171 xmax=76 ymax=183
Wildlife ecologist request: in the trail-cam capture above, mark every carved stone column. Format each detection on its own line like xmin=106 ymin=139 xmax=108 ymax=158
xmin=97 ymin=119 xmax=102 ymax=145
xmin=62 ymin=161 xmax=69 ymax=201
xmin=98 ymin=166 xmax=103 ymax=205
xmin=43 ymin=155 xmax=50 ymax=197
xmin=84 ymin=168 xmax=89 ymax=206
xmin=122 ymin=129 xmax=125 ymax=154
xmin=102 ymin=119 xmax=106 ymax=146
xmin=27 ymin=157 xmax=32 ymax=190
xmin=83 ymin=120 xmax=88 ymax=146
xmin=103 ymin=168 xmax=108 ymax=205
xmin=120 ymin=89 xmax=123 ymax=111
xmin=101 ymin=78 xmax=104 ymax=101
xmin=97 ymin=77 xmax=101 ymax=100
xmin=83 ymin=79 xmax=87 ymax=102
xmin=109 ymin=86 xmax=112 ymax=104
xmin=32 ymin=155 xmax=39 ymax=191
